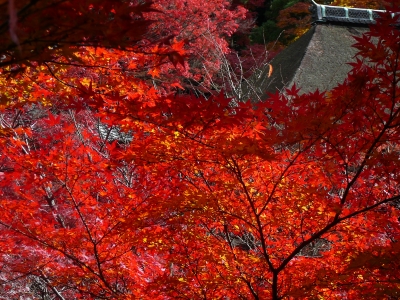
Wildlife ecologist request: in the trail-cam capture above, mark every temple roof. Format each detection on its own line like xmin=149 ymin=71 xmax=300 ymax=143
xmin=248 ymin=24 xmax=368 ymax=101
xmin=244 ymin=2 xmax=386 ymax=102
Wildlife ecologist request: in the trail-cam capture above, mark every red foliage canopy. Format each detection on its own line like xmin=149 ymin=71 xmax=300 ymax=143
xmin=0 ymin=1 xmax=399 ymax=299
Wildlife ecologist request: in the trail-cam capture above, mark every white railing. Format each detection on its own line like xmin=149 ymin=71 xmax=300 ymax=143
xmin=311 ymin=0 xmax=385 ymax=24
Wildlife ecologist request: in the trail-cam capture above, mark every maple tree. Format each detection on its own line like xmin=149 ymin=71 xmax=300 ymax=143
xmin=276 ymin=2 xmax=311 ymax=42
xmin=0 ymin=0 xmax=400 ymax=299
xmin=0 ymin=0 xmax=159 ymax=67
xmin=0 ymin=0 xmax=249 ymax=298
xmin=145 ymin=0 xmax=247 ymax=86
